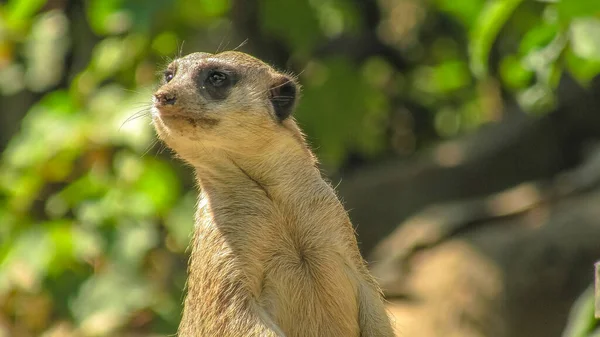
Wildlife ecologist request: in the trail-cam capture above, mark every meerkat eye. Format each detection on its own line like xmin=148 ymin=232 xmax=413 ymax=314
xmin=197 ymin=68 xmax=237 ymax=100
xmin=164 ymin=70 xmax=174 ymax=83
xmin=207 ymin=71 xmax=228 ymax=87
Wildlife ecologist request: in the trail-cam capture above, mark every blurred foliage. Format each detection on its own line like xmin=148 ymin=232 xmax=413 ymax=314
xmin=561 ymin=286 xmax=600 ymax=337
xmin=0 ymin=0 xmax=599 ymax=336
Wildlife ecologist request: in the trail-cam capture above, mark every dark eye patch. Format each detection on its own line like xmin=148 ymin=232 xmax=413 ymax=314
xmin=207 ymin=71 xmax=227 ymax=87
xmin=195 ymin=66 xmax=238 ymax=101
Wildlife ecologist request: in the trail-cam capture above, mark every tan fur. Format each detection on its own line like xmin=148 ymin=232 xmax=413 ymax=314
xmin=151 ymin=51 xmax=394 ymax=337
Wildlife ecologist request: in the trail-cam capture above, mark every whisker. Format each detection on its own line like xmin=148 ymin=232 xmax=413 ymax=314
xmin=294 ymin=68 xmax=307 ymax=78
xmin=254 ymin=77 xmax=298 ymax=99
xmin=162 ymin=55 xmax=173 ymax=64
xmin=141 ymin=138 xmax=160 ymax=158
xmin=124 ymin=108 xmax=151 ymax=122
xmin=178 ymin=40 xmax=186 ymax=58
xmin=157 ymin=142 xmax=168 ymax=155
xmin=120 ymin=114 xmax=151 ymax=130
xmin=119 ymin=108 xmax=152 ymax=130
xmin=122 ymin=88 xmax=144 ymax=94
xmin=129 ymin=102 xmax=153 ymax=108
xmin=232 ymin=38 xmax=249 ymax=52
xmin=216 ymin=31 xmax=231 ymax=54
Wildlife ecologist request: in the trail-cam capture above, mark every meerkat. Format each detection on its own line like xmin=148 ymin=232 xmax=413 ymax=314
xmin=151 ymin=51 xmax=394 ymax=337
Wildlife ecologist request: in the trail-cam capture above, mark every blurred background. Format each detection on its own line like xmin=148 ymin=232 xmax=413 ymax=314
xmin=1 ymin=0 xmax=600 ymax=336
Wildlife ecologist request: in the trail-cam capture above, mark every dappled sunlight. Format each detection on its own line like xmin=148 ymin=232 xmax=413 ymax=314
xmin=386 ymin=241 xmax=505 ymax=337
xmin=486 ymin=183 xmax=542 ymax=218
xmin=433 ymin=141 xmax=465 ymax=168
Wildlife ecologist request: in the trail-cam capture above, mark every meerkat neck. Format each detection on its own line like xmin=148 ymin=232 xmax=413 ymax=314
xmin=194 ymin=132 xmax=325 ymax=211
xmin=186 ymin=133 xmax=352 ymax=295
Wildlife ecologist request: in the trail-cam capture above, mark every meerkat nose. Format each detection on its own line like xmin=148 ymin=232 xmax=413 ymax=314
xmin=154 ymin=91 xmax=177 ymax=106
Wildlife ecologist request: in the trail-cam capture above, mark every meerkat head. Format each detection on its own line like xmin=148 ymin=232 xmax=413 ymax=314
xmin=151 ymin=51 xmax=300 ymax=165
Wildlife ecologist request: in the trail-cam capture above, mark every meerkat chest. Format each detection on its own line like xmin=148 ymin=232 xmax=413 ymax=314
xmin=257 ymin=246 xmax=361 ymax=337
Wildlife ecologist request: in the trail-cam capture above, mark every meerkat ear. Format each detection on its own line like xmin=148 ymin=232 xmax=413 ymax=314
xmin=269 ymin=75 xmax=298 ymax=121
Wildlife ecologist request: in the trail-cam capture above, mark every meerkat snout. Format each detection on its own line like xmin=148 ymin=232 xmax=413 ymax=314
xmin=154 ymin=91 xmax=177 ymax=106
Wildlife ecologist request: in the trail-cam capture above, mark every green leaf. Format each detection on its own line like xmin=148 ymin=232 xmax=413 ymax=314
xmin=3 ymin=90 xmax=81 ymax=169
xmin=61 ymin=171 xmax=110 ymax=209
xmin=90 ymin=36 xmax=147 ymax=79
xmin=519 ymin=22 xmax=559 ymax=56
xmin=4 ymin=0 xmax=47 ymax=31
xmin=48 ymin=221 xmax=76 ymax=273
xmin=152 ymin=31 xmax=179 ymax=56
xmin=414 ymin=60 xmax=472 ymax=94
xmin=565 ymin=47 xmax=600 ymax=84
xmin=557 ymin=1 xmax=600 ymax=22
xmin=569 ymin=17 xmax=600 ymax=61
xmin=500 ymin=55 xmax=533 ymax=89
xmin=521 ymin=32 xmax=567 ymax=88
xmin=175 ymin=0 xmax=231 ymax=26
xmin=561 ymin=286 xmax=597 ymax=337
xmin=469 ymin=0 xmax=524 ymax=79
xmin=432 ymin=0 xmax=485 ymax=28
xmin=132 ymin=158 xmax=180 ymax=215
xmin=2 ymin=169 xmax=44 ymax=212
xmin=86 ymin=0 xmax=129 ymax=35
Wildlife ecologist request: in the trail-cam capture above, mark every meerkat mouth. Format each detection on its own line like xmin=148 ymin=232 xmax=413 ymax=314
xmin=152 ymin=108 xmax=219 ymax=128
xmin=152 ymin=104 xmax=185 ymax=117
xmin=152 ymin=106 xmax=194 ymax=123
